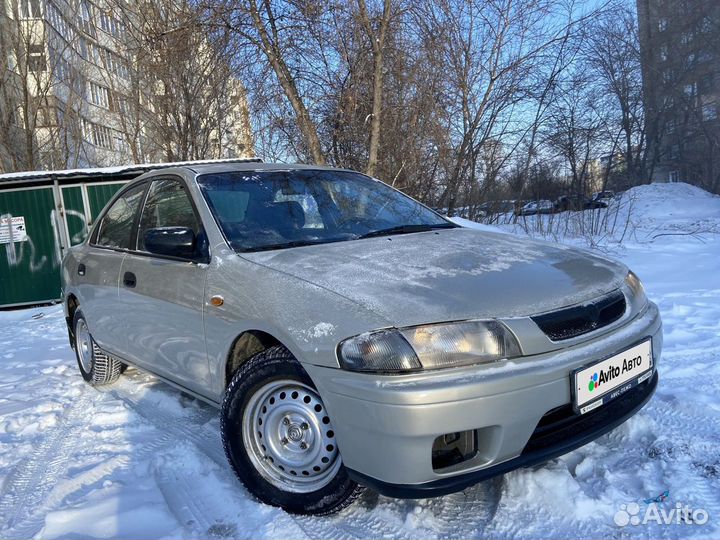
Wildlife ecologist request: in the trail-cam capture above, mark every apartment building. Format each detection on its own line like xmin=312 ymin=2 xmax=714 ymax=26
xmin=0 ymin=0 xmax=254 ymax=173
xmin=636 ymin=0 xmax=719 ymax=191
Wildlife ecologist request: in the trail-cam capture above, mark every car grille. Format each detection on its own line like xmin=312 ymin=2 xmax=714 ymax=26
xmin=531 ymin=289 xmax=626 ymax=341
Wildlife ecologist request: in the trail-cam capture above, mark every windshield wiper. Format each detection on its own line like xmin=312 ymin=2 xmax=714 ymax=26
xmin=358 ymin=223 xmax=457 ymax=239
xmin=239 ymin=239 xmax=331 ymax=252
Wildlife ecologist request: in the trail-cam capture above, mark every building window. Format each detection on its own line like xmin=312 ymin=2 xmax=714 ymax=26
xmin=88 ymin=43 xmax=105 ymax=68
xmin=87 ymin=81 xmax=111 ymax=109
xmin=680 ymin=32 xmax=692 ymax=45
xmin=660 ymin=45 xmax=668 ymax=62
xmin=28 ymin=44 xmax=46 ymax=72
xmin=50 ymin=48 xmax=72 ymax=82
xmin=669 ymin=144 xmax=680 ymax=160
xmin=19 ymin=0 xmax=42 ymax=18
xmin=684 ymin=82 xmax=696 ymax=97
xmin=703 ymin=103 xmax=717 ymax=121
xmin=12 ymin=107 xmax=26 ymax=128
xmin=116 ymin=96 xmax=131 ymax=116
xmin=668 ymin=171 xmax=679 ymax=183
xmin=98 ymin=47 xmax=129 ymax=80
xmin=38 ymin=106 xmax=59 ymax=128
xmin=77 ymin=37 xmax=88 ymax=59
xmin=99 ymin=10 xmax=127 ymax=39
xmin=78 ymin=0 xmax=96 ymax=37
xmin=82 ymin=119 xmax=114 ymax=149
xmin=7 ymin=50 xmax=18 ymax=72
xmin=47 ymin=3 xmax=77 ymax=43
xmin=666 ymin=118 xmax=676 ymax=134
xmin=657 ymin=18 xmax=668 ymax=32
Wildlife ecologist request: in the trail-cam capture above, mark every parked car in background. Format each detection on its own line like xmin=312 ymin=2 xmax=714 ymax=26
xmin=586 ymin=190 xmax=615 ymax=209
xmin=516 ymin=199 xmax=555 ymax=216
xmin=554 ymin=195 xmax=588 ymax=212
xmin=62 ymin=163 xmax=661 ymax=515
xmin=481 ymin=200 xmax=516 ymax=215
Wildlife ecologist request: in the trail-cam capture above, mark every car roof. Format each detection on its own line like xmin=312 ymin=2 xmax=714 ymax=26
xmin=180 ymin=162 xmax=355 ymax=176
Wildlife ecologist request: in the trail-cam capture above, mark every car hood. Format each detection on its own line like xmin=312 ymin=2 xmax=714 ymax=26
xmin=241 ymin=227 xmax=627 ymax=328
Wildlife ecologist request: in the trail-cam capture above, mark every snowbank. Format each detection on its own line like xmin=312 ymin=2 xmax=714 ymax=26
xmin=489 ymin=182 xmax=720 ymax=247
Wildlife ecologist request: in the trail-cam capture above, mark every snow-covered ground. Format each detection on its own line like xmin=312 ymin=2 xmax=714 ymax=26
xmin=1 ymin=183 xmax=719 ymax=539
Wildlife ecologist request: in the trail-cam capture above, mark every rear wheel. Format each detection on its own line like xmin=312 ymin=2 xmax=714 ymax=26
xmin=221 ymin=346 xmax=364 ymax=514
xmin=73 ymin=310 xmax=123 ymax=386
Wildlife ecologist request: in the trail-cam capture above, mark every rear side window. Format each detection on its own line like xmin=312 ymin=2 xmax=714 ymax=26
xmin=95 ymin=182 xmax=146 ymax=249
xmin=137 ymin=178 xmax=200 ymax=251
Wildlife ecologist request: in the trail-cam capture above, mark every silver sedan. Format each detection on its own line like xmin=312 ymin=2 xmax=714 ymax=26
xmin=62 ymin=163 xmax=661 ymax=514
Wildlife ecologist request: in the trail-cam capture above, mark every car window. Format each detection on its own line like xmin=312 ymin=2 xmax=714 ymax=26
xmin=274 ymin=190 xmax=324 ymax=229
xmin=198 ymin=169 xmax=452 ymax=252
xmin=137 ymin=179 xmax=200 ymax=251
xmin=95 ymin=182 xmax=146 ymax=249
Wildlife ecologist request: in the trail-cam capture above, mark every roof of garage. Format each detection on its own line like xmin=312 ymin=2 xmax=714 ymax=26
xmin=0 ymin=157 xmax=263 ymax=188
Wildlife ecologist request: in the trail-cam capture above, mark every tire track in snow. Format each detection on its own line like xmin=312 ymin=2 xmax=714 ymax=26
xmin=107 ymin=380 xmax=421 ymax=540
xmin=429 ymin=478 xmax=503 ymax=539
xmin=104 ymin=380 xmax=226 ymax=466
xmin=0 ymin=379 xmax=181 ymax=538
xmin=5 ymin=427 xmax=183 ymax=540
xmin=155 ymin=467 xmax=236 ymax=539
xmin=292 ymin=498 xmax=417 ymax=540
xmin=0 ymin=390 xmax=97 ymax=535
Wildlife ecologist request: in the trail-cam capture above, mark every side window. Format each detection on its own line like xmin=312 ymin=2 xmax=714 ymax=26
xmin=137 ymin=178 xmax=201 ymax=251
xmin=95 ymin=182 xmax=146 ymax=249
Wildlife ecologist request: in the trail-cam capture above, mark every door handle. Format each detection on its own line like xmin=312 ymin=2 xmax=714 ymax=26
xmin=123 ymin=271 xmax=137 ymax=288
xmin=77 ymin=263 xmax=86 ymax=276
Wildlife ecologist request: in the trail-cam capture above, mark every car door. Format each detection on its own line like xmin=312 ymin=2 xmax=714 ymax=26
xmin=117 ymin=176 xmax=211 ymax=396
xmin=79 ymin=181 xmax=148 ymax=356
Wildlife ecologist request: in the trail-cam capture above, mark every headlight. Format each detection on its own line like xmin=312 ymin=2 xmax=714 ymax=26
xmin=625 ymin=270 xmax=647 ymax=309
xmin=338 ymin=330 xmax=421 ymax=372
xmin=338 ymin=320 xmax=522 ymax=373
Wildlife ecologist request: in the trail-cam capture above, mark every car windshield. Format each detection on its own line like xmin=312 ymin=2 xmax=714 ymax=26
xmin=197 ymin=169 xmax=455 ymax=252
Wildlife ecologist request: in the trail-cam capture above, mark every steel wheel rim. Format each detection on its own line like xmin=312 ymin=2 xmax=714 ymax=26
xmin=75 ymin=319 xmax=93 ymax=373
xmin=242 ymin=380 xmax=341 ymax=493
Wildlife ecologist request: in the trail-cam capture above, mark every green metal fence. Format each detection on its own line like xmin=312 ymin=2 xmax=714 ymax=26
xmin=0 ymin=181 xmax=125 ymax=307
xmin=0 ymin=158 xmax=260 ymax=307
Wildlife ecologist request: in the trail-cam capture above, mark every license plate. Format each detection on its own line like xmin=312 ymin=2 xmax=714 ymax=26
xmin=573 ymin=339 xmax=653 ymax=414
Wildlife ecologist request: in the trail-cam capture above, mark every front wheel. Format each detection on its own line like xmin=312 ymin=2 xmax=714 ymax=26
xmin=221 ymin=346 xmax=364 ymax=514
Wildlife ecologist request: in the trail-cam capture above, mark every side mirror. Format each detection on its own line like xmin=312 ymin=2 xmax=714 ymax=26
xmin=144 ymin=227 xmax=196 ymax=259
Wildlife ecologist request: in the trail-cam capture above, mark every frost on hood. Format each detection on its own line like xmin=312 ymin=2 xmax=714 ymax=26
xmin=244 ymin=227 xmax=625 ymax=325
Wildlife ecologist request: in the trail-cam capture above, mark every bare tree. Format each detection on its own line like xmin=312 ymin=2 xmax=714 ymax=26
xmin=355 ymin=0 xmax=393 ymax=176
xmin=215 ymin=0 xmax=327 ymax=163
xmin=110 ymin=0 xmax=253 ymax=162
xmin=545 ymin=69 xmax=603 ymax=196
xmin=585 ymin=3 xmax=646 ymax=187
xmin=410 ymin=0 xmax=592 ymax=214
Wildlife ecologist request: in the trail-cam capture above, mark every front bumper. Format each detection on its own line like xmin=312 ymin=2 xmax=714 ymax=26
xmin=305 ymin=301 xmax=662 ymax=495
xmin=349 ymin=371 xmax=657 ymax=497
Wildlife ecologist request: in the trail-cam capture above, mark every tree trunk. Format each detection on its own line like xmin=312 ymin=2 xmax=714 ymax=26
xmin=249 ymin=0 xmax=325 ymax=164
xmin=357 ymin=0 xmax=392 ymax=177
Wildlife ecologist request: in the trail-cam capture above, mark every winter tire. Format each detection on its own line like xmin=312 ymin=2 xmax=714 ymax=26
xmin=73 ymin=310 xmax=123 ymax=386
xmin=221 ymin=345 xmax=364 ymax=515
